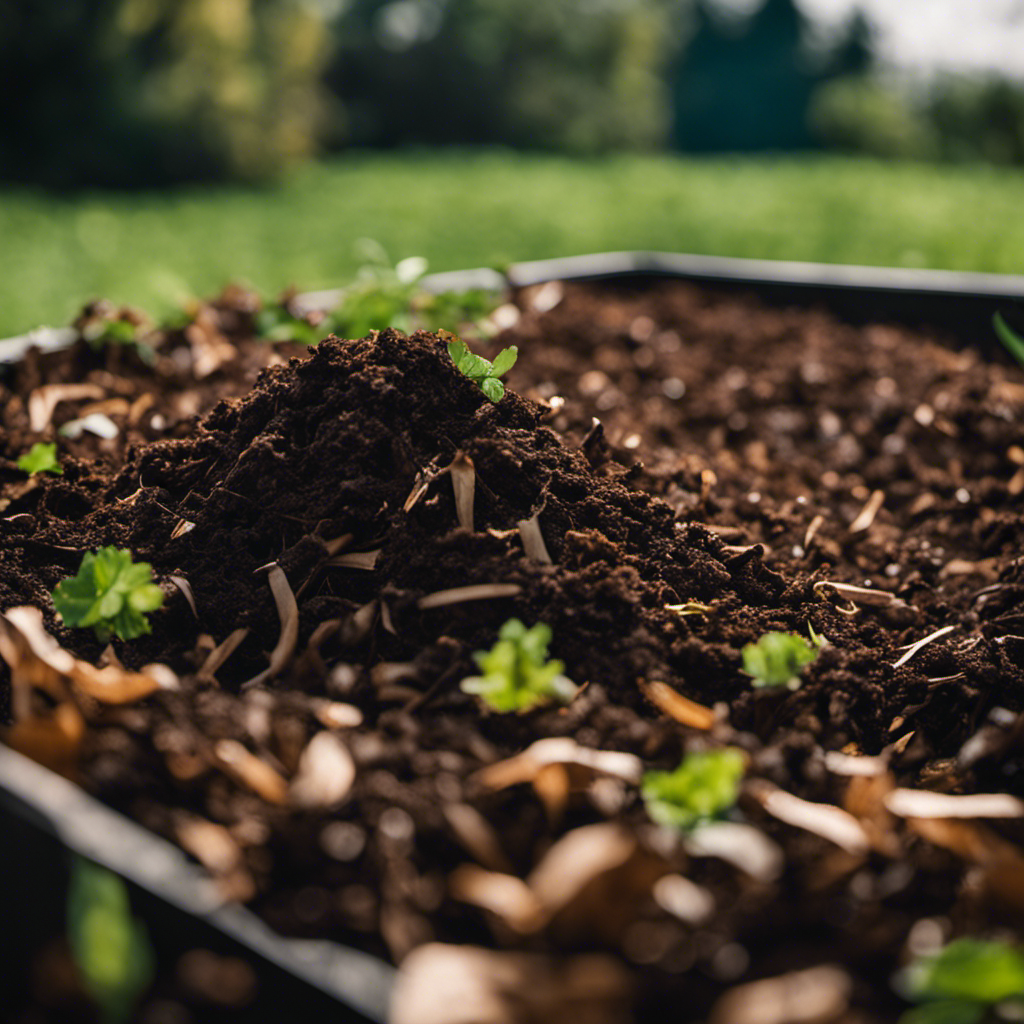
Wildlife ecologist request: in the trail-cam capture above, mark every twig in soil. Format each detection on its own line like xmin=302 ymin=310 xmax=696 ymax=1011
xmin=212 ymin=738 xmax=289 ymax=805
xmin=892 ymin=624 xmax=957 ymax=669
xmin=638 ymin=679 xmax=715 ymax=730
xmin=197 ymin=627 xmax=250 ymax=684
xmin=242 ymin=564 xmax=298 ymax=688
xmin=450 ymin=451 xmax=475 ymax=532
xmin=517 ymin=514 xmax=552 ymax=564
xmin=167 ymin=575 xmax=198 ymax=618
xmin=813 ymin=579 xmax=909 ymax=613
xmin=327 ymin=549 xmax=381 ymax=570
xmin=417 ymin=583 xmax=521 ymax=610
xmin=849 ymin=489 xmax=885 ymax=533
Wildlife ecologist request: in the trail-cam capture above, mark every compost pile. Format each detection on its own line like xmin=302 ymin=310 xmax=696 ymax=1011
xmin=2 ymin=279 xmax=1024 ymax=1024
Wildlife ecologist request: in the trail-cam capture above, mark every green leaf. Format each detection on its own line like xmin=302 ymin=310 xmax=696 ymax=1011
xmin=456 ymin=352 xmax=493 ymax=380
xmin=17 ymin=441 xmax=63 ymax=476
xmin=67 ymin=858 xmax=154 ymax=1024
xmin=641 ymin=748 xmax=745 ymax=831
xmin=461 ymin=618 xmax=577 ymax=713
xmin=742 ymin=631 xmax=819 ymax=690
xmin=489 ymin=345 xmax=518 ymax=377
xmin=899 ymin=1001 xmax=986 ymax=1024
xmin=906 ymin=938 xmax=1024 ymax=1005
xmin=52 ymin=547 xmax=164 ymax=642
xmin=994 ymin=311 xmax=1024 ymax=370
xmin=479 ymin=377 xmax=505 ymax=403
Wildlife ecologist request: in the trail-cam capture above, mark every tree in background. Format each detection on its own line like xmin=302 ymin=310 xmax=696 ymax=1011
xmin=0 ymin=0 xmax=335 ymax=187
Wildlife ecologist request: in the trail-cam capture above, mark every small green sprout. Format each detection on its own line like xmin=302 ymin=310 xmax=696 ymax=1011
xmin=17 ymin=441 xmax=63 ymax=476
xmin=994 ymin=312 xmax=1024 ymax=371
xmin=445 ymin=332 xmax=518 ymax=403
xmin=52 ymin=546 xmax=164 ymax=642
xmin=641 ymin=748 xmax=746 ymax=831
xmin=460 ymin=618 xmax=578 ymax=713
xmin=68 ymin=857 xmax=154 ymax=1024
xmin=898 ymin=937 xmax=1024 ymax=1024
xmin=742 ymin=629 xmax=822 ymax=691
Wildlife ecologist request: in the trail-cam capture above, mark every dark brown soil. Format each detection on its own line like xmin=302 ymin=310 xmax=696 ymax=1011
xmin=3 ymin=278 xmax=1024 ymax=1023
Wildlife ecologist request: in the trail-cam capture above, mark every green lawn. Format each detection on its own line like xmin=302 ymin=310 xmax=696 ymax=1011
xmin=2 ymin=150 xmax=1024 ymax=337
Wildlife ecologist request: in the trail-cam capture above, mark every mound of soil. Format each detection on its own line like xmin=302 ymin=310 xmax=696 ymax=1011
xmin=2 ymin=278 xmax=1023 ymax=1024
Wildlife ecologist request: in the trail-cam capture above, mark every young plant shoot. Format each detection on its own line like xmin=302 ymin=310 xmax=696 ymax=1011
xmin=742 ymin=630 xmax=821 ymax=690
xmin=460 ymin=618 xmax=578 ymax=713
xmin=994 ymin=311 xmax=1024 ymax=371
xmin=898 ymin=937 xmax=1024 ymax=1024
xmin=17 ymin=441 xmax=63 ymax=476
xmin=67 ymin=857 xmax=154 ymax=1024
xmin=641 ymin=748 xmax=745 ymax=831
xmin=52 ymin=546 xmax=164 ymax=642
xmin=445 ymin=331 xmax=517 ymax=403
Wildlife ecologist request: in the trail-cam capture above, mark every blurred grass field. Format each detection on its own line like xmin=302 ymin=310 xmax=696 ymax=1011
xmin=2 ymin=149 xmax=1024 ymax=337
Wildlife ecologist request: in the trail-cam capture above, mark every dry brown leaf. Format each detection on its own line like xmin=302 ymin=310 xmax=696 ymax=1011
xmin=289 ymin=731 xmax=356 ymax=809
xmin=389 ymin=943 xmax=633 ymax=1024
xmin=243 ymin=565 xmax=298 ymax=688
xmin=28 ymin=383 xmax=104 ymax=432
xmin=4 ymin=702 xmax=85 ymax=778
xmin=709 ymin=965 xmax=852 ymax=1024
xmin=751 ymin=782 xmax=870 ymax=856
xmin=212 ymin=739 xmax=289 ymax=805
xmin=448 ymin=864 xmax=545 ymax=934
xmin=638 ymin=679 xmax=716 ymax=730
xmin=443 ymin=803 xmax=514 ymax=873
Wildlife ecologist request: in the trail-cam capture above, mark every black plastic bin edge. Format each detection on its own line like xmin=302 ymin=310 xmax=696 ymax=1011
xmin=0 ymin=743 xmax=394 ymax=1022
xmin=4 ymin=249 xmax=1024 ymax=1019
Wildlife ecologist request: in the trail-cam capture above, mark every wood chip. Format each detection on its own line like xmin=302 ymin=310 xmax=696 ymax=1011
xmin=168 ymin=575 xmax=199 ymax=618
xmin=212 ymin=739 xmax=289 ymax=805
xmin=197 ymin=627 xmax=250 ymax=684
xmin=638 ymin=679 xmax=715 ymax=730
xmin=751 ymin=782 xmax=870 ymax=856
xmin=28 ymin=383 xmax=104 ymax=432
xmin=289 ymin=731 xmax=356 ymax=809
xmin=892 ymin=625 xmax=957 ymax=669
xmin=418 ymin=583 xmax=521 ymax=610
xmin=327 ymin=549 xmax=380 ymax=570
xmin=849 ymin=488 xmax=885 ymax=533
xmin=517 ymin=515 xmax=553 ymax=564
xmin=450 ymin=451 xmax=476 ymax=532
xmin=243 ymin=565 xmax=298 ymax=688
xmin=884 ymin=789 xmax=1024 ymax=819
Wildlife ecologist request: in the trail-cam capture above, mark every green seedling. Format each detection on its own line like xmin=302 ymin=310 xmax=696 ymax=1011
xmin=17 ymin=441 xmax=63 ymax=476
xmin=898 ymin=937 xmax=1024 ymax=1024
xmin=742 ymin=629 xmax=822 ymax=690
xmin=52 ymin=546 xmax=164 ymax=642
xmin=461 ymin=618 xmax=578 ymax=713
xmin=994 ymin=312 xmax=1024 ymax=371
xmin=641 ymin=748 xmax=745 ymax=832
xmin=445 ymin=332 xmax=518 ymax=403
xmin=67 ymin=857 xmax=154 ymax=1024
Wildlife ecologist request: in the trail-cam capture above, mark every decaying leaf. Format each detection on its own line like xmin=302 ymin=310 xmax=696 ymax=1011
xmin=289 ymin=731 xmax=356 ymax=809
xmin=709 ymin=965 xmax=852 ymax=1024
xmin=450 ymin=451 xmax=476 ymax=532
xmin=212 ymin=739 xmax=289 ymax=805
xmin=638 ymin=679 xmax=716 ymax=730
xmin=750 ymin=782 xmax=871 ymax=856
xmin=390 ymin=943 xmax=633 ymax=1024
xmin=243 ymin=565 xmax=298 ymax=688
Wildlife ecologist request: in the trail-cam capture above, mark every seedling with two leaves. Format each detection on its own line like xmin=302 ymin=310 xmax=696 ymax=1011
xmin=445 ymin=332 xmax=518 ymax=403
xmin=17 ymin=442 xmax=63 ymax=476
xmin=461 ymin=618 xmax=577 ymax=713
xmin=52 ymin=546 xmax=164 ymax=643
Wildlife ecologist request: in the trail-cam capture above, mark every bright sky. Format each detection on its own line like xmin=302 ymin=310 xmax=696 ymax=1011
xmin=719 ymin=0 xmax=1024 ymax=79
